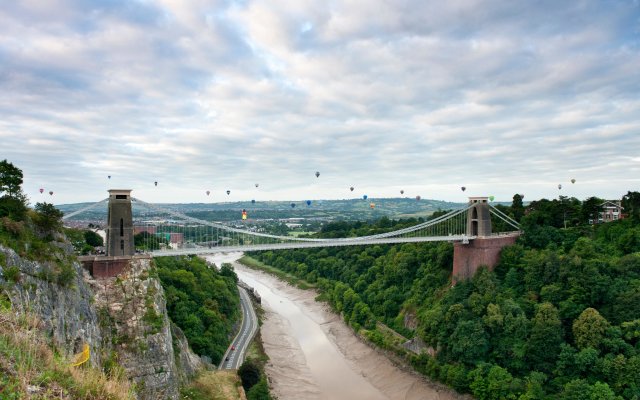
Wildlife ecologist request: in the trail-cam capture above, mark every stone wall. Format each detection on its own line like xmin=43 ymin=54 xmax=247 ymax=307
xmin=452 ymin=235 xmax=519 ymax=283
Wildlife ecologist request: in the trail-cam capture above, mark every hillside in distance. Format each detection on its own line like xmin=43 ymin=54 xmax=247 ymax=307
xmin=57 ymin=197 xmax=467 ymax=222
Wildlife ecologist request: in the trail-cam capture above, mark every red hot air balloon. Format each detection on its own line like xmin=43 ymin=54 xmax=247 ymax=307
xmin=39 ymin=188 xmax=44 ymax=194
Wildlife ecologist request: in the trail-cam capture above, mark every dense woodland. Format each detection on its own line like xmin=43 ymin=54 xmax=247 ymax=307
xmin=154 ymin=256 xmax=240 ymax=365
xmin=250 ymin=192 xmax=640 ymax=400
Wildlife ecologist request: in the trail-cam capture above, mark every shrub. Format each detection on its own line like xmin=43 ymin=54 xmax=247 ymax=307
xmin=2 ymin=265 xmax=20 ymax=283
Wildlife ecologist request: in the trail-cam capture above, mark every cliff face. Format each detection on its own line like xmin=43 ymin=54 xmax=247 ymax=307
xmin=89 ymin=256 xmax=180 ymax=400
xmin=0 ymin=244 xmax=104 ymax=365
xmin=0 ymin=246 xmax=203 ymax=400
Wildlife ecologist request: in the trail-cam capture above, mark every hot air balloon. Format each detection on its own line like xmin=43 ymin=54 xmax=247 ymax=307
xmin=571 ymin=178 xmax=576 ymax=184
xmin=461 ymin=186 xmax=466 ymax=192
xmin=108 ymin=175 xmax=111 ymax=180
xmin=206 ymin=190 xmax=210 ymax=196
xmin=400 ymin=190 xmax=404 ymax=195
xmin=255 ymin=183 xmax=259 ymax=188
xmin=39 ymin=188 xmax=44 ymax=194
xmin=363 ymin=195 xmax=368 ymax=200
xmin=369 ymin=203 xmax=375 ymax=209
xmin=350 ymin=187 xmax=354 ymax=192
xmin=416 ymin=195 xmax=421 ymax=201
xmin=251 ymin=199 xmax=256 ymax=204
xmin=242 ymin=209 xmax=247 ymax=220
xmin=49 ymin=191 xmax=53 ymax=196
xmin=290 ymin=203 xmax=296 ymax=208
xmin=226 ymin=190 xmax=231 ymax=195
xmin=558 ymin=184 xmax=562 ymax=190
xmin=154 ymin=181 xmax=158 ymax=187
xmin=489 ymin=195 xmax=495 ymax=201
xmin=315 ymin=171 xmax=320 ymax=178
xmin=306 ymin=200 xmax=311 ymax=206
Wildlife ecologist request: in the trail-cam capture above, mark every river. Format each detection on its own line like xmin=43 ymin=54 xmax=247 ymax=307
xmin=206 ymin=253 xmax=465 ymax=400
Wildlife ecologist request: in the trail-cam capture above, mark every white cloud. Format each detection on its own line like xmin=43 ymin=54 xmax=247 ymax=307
xmin=1 ymin=0 xmax=639 ymax=204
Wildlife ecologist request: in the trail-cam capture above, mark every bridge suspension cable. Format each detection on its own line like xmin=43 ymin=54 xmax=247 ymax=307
xmin=489 ymin=205 xmax=521 ymax=231
xmin=132 ymin=197 xmax=472 ymax=244
xmin=61 ymin=198 xmax=109 ymax=220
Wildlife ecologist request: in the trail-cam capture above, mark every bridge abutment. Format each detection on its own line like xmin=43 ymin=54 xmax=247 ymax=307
xmin=452 ymin=197 xmax=519 ymax=283
xmin=452 ymin=235 xmax=518 ymax=283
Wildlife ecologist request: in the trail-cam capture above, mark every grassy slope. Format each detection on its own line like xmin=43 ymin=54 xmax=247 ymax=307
xmin=180 ymin=370 xmax=245 ymax=400
xmin=0 ymin=303 xmax=133 ymax=400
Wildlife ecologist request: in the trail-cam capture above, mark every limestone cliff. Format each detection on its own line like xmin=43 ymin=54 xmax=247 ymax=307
xmin=0 ymin=245 xmax=203 ymax=400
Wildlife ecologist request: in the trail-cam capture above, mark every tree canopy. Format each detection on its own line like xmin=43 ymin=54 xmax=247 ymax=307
xmin=248 ymin=192 xmax=640 ymax=399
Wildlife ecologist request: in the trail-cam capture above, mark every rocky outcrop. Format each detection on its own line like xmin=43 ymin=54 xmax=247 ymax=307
xmin=171 ymin=322 xmax=206 ymax=384
xmin=0 ymin=245 xmax=204 ymax=400
xmin=89 ymin=256 xmax=180 ymax=400
xmin=0 ymin=244 xmax=104 ymax=366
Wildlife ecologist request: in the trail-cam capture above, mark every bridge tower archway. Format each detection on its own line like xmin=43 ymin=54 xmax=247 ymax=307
xmin=466 ymin=197 xmax=491 ymax=237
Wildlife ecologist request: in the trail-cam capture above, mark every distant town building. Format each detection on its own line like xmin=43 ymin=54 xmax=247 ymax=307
xmin=134 ymin=225 xmax=157 ymax=235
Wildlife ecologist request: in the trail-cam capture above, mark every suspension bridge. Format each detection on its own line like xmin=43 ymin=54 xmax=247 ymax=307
xmin=65 ymin=190 xmax=520 ymax=281
xmin=63 ymin=191 xmax=519 ymax=254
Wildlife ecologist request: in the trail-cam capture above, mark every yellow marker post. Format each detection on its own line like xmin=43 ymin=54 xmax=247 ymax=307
xmin=70 ymin=343 xmax=90 ymax=367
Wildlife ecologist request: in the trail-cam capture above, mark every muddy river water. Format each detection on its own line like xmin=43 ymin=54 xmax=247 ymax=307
xmin=207 ymin=253 xmax=464 ymax=400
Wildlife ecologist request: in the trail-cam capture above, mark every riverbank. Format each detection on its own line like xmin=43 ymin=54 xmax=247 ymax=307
xmin=233 ymin=256 xmax=469 ymax=400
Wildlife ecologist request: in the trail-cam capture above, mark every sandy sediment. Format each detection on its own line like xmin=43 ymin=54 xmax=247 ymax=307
xmin=260 ymin=310 xmax=323 ymax=400
xmin=235 ymin=263 xmax=469 ymax=400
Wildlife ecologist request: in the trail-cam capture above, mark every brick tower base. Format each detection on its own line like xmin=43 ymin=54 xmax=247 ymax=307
xmin=452 ymin=235 xmax=519 ymax=284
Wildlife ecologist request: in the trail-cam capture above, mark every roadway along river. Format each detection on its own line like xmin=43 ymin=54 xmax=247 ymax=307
xmin=206 ymin=253 xmax=465 ymax=400
xmin=219 ymin=286 xmax=258 ymax=370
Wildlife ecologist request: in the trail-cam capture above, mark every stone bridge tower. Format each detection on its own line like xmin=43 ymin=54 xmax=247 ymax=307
xmin=452 ymin=197 xmax=518 ymax=283
xmin=106 ymin=189 xmax=135 ymax=257
xmin=467 ymin=197 xmax=492 ymax=237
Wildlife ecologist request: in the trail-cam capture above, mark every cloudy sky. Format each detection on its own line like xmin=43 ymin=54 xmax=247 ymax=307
xmin=1 ymin=0 xmax=639 ymax=205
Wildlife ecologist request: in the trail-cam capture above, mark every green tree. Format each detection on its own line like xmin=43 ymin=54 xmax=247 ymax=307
xmin=622 ymin=191 xmax=640 ymax=222
xmin=0 ymin=160 xmax=28 ymax=220
xmin=526 ymin=302 xmax=563 ymax=372
xmin=84 ymin=230 xmax=104 ymax=247
xmin=581 ymin=196 xmax=604 ymax=224
xmin=33 ymin=202 xmax=64 ymax=232
xmin=512 ymin=194 xmax=525 ymax=222
xmin=238 ymin=360 xmax=261 ymax=391
xmin=0 ymin=160 xmax=23 ymax=197
xmin=573 ymin=308 xmax=609 ymax=350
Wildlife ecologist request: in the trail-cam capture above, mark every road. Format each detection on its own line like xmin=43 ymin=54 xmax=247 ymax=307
xmin=219 ymin=286 xmax=258 ymax=370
